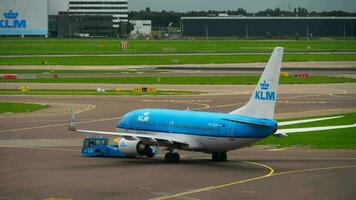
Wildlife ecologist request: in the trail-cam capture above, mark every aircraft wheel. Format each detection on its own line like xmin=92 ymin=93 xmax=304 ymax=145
xmin=212 ymin=152 xmax=219 ymax=162
xmin=172 ymin=152 xmax=180 ymax=162
xmin=165 ymin=152 xmax=180 ymax=163
xmin=212 ymin=152 xmax=227 ymax=162
xmin=220 ymin=152 xmax=227 ymax=162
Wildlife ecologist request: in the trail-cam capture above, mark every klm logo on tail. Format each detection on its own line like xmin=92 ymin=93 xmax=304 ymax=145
xmin=255 ymin=81 xmax=275 ymax=101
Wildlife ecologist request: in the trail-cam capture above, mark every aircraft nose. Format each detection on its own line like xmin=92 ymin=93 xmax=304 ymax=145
xmin=116 ymin=119 xmax=125 ymax=128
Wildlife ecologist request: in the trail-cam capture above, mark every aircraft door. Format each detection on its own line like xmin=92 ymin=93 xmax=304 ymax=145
xmin=228 ymin=122 xmax=235 ymax=141
xmin=169 ymin=121 xmax=174 ymax=133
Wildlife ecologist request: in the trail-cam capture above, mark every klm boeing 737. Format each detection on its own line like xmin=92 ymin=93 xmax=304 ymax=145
xmin=69 ymin=47 xmax=356 ymax=162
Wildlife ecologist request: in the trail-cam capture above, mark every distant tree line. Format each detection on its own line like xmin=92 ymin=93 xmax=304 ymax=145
xmin=129 ymin=7 xmax=356 ymax=27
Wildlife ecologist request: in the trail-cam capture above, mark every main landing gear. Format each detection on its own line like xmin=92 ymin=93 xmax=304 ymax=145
xmin=164 ymin=152 xmax=180 ymax=163
xmin=212 ymin=152 xmax=227 ymax=162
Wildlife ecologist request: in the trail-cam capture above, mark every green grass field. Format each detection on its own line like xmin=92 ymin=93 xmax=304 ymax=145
xmin=0 ymin=102 xmax=49 ymax=113
xmin=1 ymin=54 xmax=356 ymax=66
xmin=0 ymin=89 xmax=198 ymax=96
xmin=1 ymin=75 xmax=354 ymax=84
xmin=1 ymin=39 xmax=356 ymax=55
xmin=257 ymin=113 xmax=356 ymax=149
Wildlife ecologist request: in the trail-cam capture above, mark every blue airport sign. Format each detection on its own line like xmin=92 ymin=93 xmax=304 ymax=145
xmin=0 ymin=10 xmax=26 ymax=29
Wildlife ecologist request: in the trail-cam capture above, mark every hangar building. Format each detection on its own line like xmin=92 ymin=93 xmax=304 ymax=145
xmin=1 ymin=0 xmax=129 ymax=38
xmin=181 ymin=16 xmax=356 ymax=38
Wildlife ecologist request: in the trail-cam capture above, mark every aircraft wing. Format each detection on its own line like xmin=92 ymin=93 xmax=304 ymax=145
xmin=73 ymin=128 xmax=188 ymax=148
xmin=68 ymin=109 xmax=188 ymax=148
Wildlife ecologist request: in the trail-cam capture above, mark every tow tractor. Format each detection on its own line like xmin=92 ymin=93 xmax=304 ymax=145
xmin=82 ymin=137 xmax=127 ymax=157
xmin=81 ymin=137 xmax=157 ymax=158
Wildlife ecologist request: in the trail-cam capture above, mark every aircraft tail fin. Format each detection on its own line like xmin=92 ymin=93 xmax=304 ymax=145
xmin=229 ymin=47 xmax=284 ymax=119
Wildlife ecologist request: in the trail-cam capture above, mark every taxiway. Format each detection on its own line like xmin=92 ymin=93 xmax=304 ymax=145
xmin=0 ymin=83 xmax=355 ymax=200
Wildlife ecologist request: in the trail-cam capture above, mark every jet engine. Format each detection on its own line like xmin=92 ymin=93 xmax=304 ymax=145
xmin=118 ymin=138 xmax=156 ymax=158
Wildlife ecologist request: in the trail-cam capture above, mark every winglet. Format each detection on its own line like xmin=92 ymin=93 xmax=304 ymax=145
xmin=69 ymin=106 xmax=76 ymax=131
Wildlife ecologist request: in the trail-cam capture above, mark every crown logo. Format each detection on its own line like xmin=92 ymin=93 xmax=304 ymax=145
xmin=260 ymin=80 xmax=270 ymax=90
xmin=4 ymin=10 xmax=18 ymax=19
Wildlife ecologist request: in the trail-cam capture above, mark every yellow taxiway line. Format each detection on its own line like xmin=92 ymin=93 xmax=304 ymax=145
xmin=153 ymin=162 xmax=356 ymax=200
xmin=1 ymin=143 xmax=355 ymax=200
xmin=272 ymin=165 xmax=356 ymax=176
xmin=152 ymin=161 xmax=274 ymax=200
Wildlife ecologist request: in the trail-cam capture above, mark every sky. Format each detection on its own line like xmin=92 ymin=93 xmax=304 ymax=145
xmin=129 ymin=0 xmax=356 ymax=12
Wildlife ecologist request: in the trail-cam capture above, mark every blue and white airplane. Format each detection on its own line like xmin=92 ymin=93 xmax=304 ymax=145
xmin=69 ymin=47 xmax=356 ymax=162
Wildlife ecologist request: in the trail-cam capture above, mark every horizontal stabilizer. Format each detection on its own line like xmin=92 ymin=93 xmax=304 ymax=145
xmin=278 ymin=116 xmax=343 ymax=126
xmin=276 ymin=123 xmax=356 ymax=134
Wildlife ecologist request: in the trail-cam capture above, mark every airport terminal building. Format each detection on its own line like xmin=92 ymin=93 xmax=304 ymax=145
xmin=181 ymin=16 xmax=356 ymax=38
xmin=57 ymin=12 xmax=114 ymax=38
xmin=60 ymin=0 xmax=129 ymax=37
xmin=68 ymin=0 xmax=129 ymax=27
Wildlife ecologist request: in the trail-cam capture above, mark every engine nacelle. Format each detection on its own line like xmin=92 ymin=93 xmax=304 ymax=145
xmin=118 ymin=138 xmax=157 ymax=157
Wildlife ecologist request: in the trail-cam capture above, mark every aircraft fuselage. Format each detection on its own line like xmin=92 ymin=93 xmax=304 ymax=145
xmin=116 ymin=109 xmax=277 ymax=151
